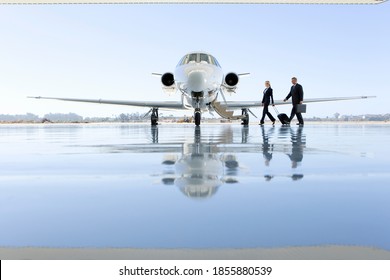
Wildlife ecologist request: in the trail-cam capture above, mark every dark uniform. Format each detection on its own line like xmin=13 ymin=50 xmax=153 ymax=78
xmin=285 ymin=83 xmax=304 ymax=125
xmin=260 ymin=87 xmax=276 ymax=124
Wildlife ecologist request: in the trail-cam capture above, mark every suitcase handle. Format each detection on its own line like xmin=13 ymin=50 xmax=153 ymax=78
xmin=273 ymin=105 xmax=280 ymax=115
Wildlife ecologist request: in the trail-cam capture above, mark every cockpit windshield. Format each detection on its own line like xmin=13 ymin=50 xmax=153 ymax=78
xmin=177 ymin=53 xmax=221 ymax=67
xmin=199 ymin=53 xmax=210 ymax=64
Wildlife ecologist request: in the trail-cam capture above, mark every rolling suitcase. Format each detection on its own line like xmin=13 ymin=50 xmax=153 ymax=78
xmin=273 ymin=106 xmax=290 ymax=125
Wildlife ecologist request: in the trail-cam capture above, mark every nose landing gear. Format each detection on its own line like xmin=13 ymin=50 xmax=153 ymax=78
xmin=194 ymin=108 xmax=201 ymax=126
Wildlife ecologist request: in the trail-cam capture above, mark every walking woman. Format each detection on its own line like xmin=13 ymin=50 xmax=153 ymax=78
xmin=260 ymin=80 xmax=276 ymax=125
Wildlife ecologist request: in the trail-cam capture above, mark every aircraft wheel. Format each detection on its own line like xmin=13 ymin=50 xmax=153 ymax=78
xmin=151 ymin=108 xmax=158 ymax=126
xmin=241 ymin=109 xmax=249 ymax=125
xmin=194 ymin=111 xmax=201 ymax=126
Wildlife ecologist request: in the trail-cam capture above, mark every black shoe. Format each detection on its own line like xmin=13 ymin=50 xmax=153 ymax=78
xmin=272 ymin=121 xmax=275 ymax=125
xmin=259 ymin=122 xmax=264 ymax=125
xmin=297 ymin=123 xmax=304 ymax=126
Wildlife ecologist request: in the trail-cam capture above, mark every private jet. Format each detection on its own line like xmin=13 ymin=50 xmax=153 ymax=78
xmin=29 ymin=51 xmax=375 ymax=126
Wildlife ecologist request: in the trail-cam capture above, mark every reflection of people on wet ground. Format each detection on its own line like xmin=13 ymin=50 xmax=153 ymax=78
xmin=287 ymin=126 xmax=305 ymax=168
xmin=264 ymin=174 xmax=303 ymax=181
xmin=264 ymin=126 xmax=305 ymax=181
xmin=261 ymin=126 xmax=275 ymax=166
xmin=291 ymin=174 xmax=304 ymax=181
xmin=277 ymin=125 xmax=290 ymax=140
xmin=264 ymin=174 xmax=274 ymax=181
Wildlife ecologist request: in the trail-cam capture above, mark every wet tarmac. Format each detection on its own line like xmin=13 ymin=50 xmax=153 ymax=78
xmin=0 ymin=123 xmax=389 ymax=251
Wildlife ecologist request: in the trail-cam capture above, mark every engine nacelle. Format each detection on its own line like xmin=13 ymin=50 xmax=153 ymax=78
xmin=161 ymin=72 xmax=176 ymax=94
xmin=223 ymin=72 xmax=239 ymax=93
xmin=161 ymin=72 xmax=175 ymax=87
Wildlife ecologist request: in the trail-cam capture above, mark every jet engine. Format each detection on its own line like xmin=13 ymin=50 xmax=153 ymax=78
xmin=223 ymin=72 xmax=239 ymax=93
xmin=161 ymin=72 xmax=174 ymax=87
xmin=161 ymin=72 xmax=176 ymax=94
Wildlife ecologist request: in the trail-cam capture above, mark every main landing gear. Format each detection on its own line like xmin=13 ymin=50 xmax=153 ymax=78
xmin=241 ymin=109 xmax=249 ymax=126
xmin=151 ymin=108 xmax=159 ymax=126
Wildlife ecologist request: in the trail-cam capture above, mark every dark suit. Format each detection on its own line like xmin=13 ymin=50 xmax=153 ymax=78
xmin=260 ymin=87 xmax=275 ymax=123
xmin=285 ymin=83 xmax=304 ymax=124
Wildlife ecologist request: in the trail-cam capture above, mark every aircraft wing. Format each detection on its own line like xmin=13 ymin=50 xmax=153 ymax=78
xmin=225 ymin=96 xmax=376 ymax=110
xmin=27 ymin=96 xmax=186 ymax=110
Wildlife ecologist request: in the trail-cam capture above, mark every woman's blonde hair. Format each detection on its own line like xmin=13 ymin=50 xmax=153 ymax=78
xmin=265 ymin=80 xmax=271 ymax=87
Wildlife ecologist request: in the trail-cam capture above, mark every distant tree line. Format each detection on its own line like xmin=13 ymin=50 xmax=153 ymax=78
xmin=0 ymin=112 xmax=146 ymax=123
xmin=306 ymin=113 xmax=390 ymax=122
xmin=0 ymin=113 xmax=41 ymax=123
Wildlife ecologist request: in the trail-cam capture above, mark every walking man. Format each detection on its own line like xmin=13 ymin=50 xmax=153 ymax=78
xmin=284 ymin=77 xmax=304 ymax=126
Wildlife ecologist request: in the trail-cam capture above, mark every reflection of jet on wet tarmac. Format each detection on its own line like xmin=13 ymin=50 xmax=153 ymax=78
xmin=96 ymin=126 xmax=257 ymax=199
xmin=159 ymin=127 xmax=240 ymax=199
xmin=93 ymin=126 xmax=307 ymax=199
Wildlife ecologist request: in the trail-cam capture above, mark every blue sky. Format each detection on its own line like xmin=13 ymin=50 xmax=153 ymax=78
xmin=0 ymin=3 xmax=389 ymax=118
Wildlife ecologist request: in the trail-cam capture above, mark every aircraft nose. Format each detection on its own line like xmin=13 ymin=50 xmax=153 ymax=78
xmin=187 ymin=71 xmax=206 ymax=92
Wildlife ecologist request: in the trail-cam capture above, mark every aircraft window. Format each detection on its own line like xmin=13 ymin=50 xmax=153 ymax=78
xmin=210 ymin=56 xmax=221 ymax=67
xmin=178 ymin=54 xmax=197 ymax=65
xmin=187 ymin=54 xmax=197 ymax=63
xmin=177 ymin=56 xmax=186 ymax=66
xmin=200 ymin=53 xmax=210 ymax=64
xmin=178 ymin=53 xmax=221 ymax=66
